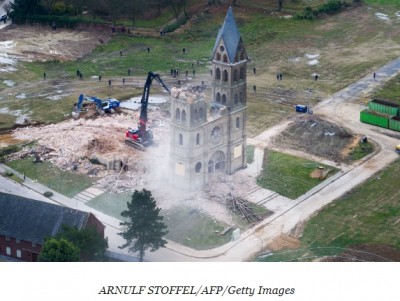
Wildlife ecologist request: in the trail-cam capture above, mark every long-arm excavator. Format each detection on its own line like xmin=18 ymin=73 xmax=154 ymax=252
xmin=125 ymin=72 xmax=170 ymax=150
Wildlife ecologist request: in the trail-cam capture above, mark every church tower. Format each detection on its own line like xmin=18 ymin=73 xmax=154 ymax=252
xmin=211 ymin=6 xmax=248 ymax=174
xmin=169 ymin=7 xmax=247 ymax=191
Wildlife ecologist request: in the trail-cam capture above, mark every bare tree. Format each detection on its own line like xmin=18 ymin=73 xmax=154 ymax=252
xmin=167 ymin=0 xmax=189 ymax=25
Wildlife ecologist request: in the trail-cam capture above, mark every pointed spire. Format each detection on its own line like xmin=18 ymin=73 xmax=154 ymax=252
xmin=212 ymin=6 xmax=241 ymax=63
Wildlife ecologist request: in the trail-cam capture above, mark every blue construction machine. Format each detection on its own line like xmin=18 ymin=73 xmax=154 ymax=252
xmin=72 ymin=94 xmax=120 ymax=119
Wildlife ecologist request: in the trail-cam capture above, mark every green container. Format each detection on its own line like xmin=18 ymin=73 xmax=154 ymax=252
xmin=368 ymin=99 xmax=399 ymax=116
xmin=360 ymin=109 xmax=389 ymax=128
xmin=389 ymin=116 xmax=400 ymax=132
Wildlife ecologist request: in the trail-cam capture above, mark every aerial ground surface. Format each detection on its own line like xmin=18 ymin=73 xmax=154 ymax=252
xmin=1 ymin=1 xmax=400 ymax=261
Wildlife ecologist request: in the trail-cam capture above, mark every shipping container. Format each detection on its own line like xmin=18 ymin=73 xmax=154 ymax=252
xmin=368 ymin=99 xmax=399 ymax=116
xmin=360 ymin=109 xmax=389 ymax=128
xmin=389 ymin=116 xmax=400 ymax=132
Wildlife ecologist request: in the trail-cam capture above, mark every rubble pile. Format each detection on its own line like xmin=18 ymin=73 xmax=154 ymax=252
xmin=11 ymin=110 xmax=169 ymax=178
xmin=204 ymin=172 xmax=258 ymax=203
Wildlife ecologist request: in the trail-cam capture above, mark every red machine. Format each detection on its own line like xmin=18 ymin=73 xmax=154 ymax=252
xmin=125 ymin=72 xmax=170 ymax=150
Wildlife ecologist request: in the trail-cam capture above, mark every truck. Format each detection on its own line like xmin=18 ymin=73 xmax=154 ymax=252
xmin=72 ymin=94 xmax=120 ymax=119
xmin=295 ymin=104 xmax=312 ymax=114
xmin=125 ymin=71 xmax=170 ymax=150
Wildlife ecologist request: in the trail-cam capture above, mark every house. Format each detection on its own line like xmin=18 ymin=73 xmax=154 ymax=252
xmin=0 ymin=192 xmax=105 ymax=262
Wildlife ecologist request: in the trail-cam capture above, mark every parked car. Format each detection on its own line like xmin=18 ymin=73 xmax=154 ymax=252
xmin=0 ymin=14 xmax=7 ymax=23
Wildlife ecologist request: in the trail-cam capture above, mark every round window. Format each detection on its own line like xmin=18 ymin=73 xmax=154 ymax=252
xmin=220 ymin=45 xmax=225 ymax=52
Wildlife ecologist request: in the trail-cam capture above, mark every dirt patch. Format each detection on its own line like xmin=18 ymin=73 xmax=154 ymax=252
xmin=267 ymin=234 xmax=301 ymax=251
xmin=319 ymin=244 xmax=400 ymax=262
xmin=0 ymin=25 xmax=111 ymax=62
xmin=273 ymin=115 xmax=355 ymax=163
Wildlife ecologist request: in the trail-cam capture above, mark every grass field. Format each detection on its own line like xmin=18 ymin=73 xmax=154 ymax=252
xmin=2 ymin=1 xmax=400 ymax=132
xmin=5 ymin=158 xmax=95 ymax=197
xmin=257 ymin=150 xmax=339 ymax=199
xmin=259 ymin=158 xmax=400 ymax=262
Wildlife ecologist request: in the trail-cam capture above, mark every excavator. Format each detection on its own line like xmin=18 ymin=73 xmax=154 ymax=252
xmin=125 ymin=71 xmax=170 ymax=150
xmin=72 ymin=94 xmax=120 ymax=119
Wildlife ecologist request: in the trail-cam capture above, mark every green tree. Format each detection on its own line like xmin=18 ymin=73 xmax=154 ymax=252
xmin=11 ymin=0 xmax=42 ymax=19
xmin=39 ymin=237 xmax=80 ymax=262
xmin=56 ymin=225 xmax=108 ymax=261
xmin=118 ymin=189 xmax=168 ymax=262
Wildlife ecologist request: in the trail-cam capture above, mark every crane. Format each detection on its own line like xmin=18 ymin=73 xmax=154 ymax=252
xmin=125 ymin=72 xmax=170 ymax=150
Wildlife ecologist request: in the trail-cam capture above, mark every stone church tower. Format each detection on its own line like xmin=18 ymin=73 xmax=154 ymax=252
xmin=169 ymin=7 xmax=248 ymax=191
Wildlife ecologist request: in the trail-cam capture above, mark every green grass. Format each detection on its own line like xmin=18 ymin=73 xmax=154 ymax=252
xmin=246 ymin=145 xmax=255 ymax=164
xmin=163 ymin=206 xmax=231 ymax=250
xmin=87 ymin=192 xmax=130 ymax=220
xmin=373 ymin=74 xmax=400 ymax=104
xmin=257 ymin=150 xmax=339 ymax=199
xmin=88 ymin=192 xmax=232 ymax=249
xmin=259 ymin=158 xmax=400 ymax=262
xmin=348 ymin=141 xmax=374 ymax=162
xmin=6 ymin=158 xmax=95 ymax=197
xmin=87 ymin=191 xmax=270 ymax=250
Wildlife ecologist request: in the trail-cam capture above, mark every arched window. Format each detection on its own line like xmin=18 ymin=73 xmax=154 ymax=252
xmin=222 ymin=94 xmax=227 ymax=105
xmin=240 ymin=67 xmax=245 ymax=80
xmin=216 ymin=68 xmax=221 ymax=80
xmin=182 ymin=110 xmax=186 ymax=122
xmin=199 ymin=107 xmax=204 ymax=120
xmin=223 ymin=70 xmax=228 ymax=82
xmin=233 ymin=69 xmax=238 ymax=82
xmin=240 ymin=50 xmax=245 ymax=60
xmin=194 ymin=109 xmax=198 ymax=121
xmin=216 ymin=93 xmax=221 ymax=103
xmin=175 ymin=108 xmax=180 ymax=120
xmin=234 ymin=94 xmax=239 ymax=106
xmin=236 ymin=117 xmax=240 ymax=129
xmin=216 ymin=52 xmax=221 ymax=61
xmin=196 ymin=133 xmax=200 ymax=146
xmin=239 ymin=92 xmax=243 ymax=104
xmin=195 ymin=162 xmax=202 ymax=173
xmin=223 ymin=54 xmax=228 ymax=63
xmin=179 ymin=134 xmax=183 ymax=145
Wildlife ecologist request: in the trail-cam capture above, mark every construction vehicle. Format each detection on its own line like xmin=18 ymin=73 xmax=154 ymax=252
xmin=72 ymin=94 xmax=120 ymax=119
xmin=125 ymin=71 xmax=170 ymax=150
xmin=295 ymin=104 xmax=313 ymax=114
xmin=395 ymin=145 xmax=400 ymax=154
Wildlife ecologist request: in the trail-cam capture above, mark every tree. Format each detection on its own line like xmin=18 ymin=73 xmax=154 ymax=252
xmin=11 ymin=0 xmax=42 ymax=19
xmin=56 ymin=225 xmax=108 ymax=261
xmin=167 ymin=0 xmax=189 ymax=26
xmin=39 ymin=237 xmax=80 ymax=262
xmin=118 ymin=189 xmax=168 ymax=262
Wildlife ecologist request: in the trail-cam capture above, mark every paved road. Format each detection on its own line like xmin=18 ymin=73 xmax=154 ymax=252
xmin=1 ymin=57 xmax=400 ymax=261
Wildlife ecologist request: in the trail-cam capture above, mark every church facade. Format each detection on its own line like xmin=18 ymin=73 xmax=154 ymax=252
xmin=169 ymin=7 xmax=248 ymax=191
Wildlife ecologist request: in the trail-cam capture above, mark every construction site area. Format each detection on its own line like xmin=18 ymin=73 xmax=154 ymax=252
xmin=2 ymin=0 xmax=400 ymax=261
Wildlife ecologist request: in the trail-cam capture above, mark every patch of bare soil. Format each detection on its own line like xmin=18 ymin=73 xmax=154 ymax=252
xmin=319 ymin=244 xmax=400 ymax=262
xmin=273 ymin=115 xmax=355 ymax=163
xmin=0 ymin=25 xmax=111 ymax=62
xmin=267 ymin=234 xmax=301 ymax=252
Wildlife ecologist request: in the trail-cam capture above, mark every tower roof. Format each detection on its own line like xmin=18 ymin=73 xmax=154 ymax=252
xmin=212 ymin=7 xmax=241 ymax=63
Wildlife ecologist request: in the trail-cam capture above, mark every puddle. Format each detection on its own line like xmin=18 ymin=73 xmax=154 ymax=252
xmin=307 ymin=59 xmax=319 ymax=66
xmin=305 ymin=54 xmax=319 ymax=59
xmin=16 ymin=93 xmax=26 ymax=99
xmin=375 ymin=12 xmax=389 ymax=21
xmin=0 ymin=133 xmax=23 ymax=148
xmin=121 ymin=95 xmax=169 ymax=110
xmin=3 ymin=80 xmax=15 ymax=87
xmin=0 ymin=107 xmax=30 ymax=124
